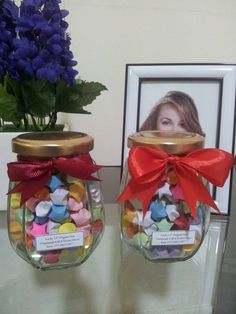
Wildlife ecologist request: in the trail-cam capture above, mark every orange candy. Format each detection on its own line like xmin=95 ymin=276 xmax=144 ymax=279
xmin=10 ymin=220 xmax=22 ymax=240
xmin=69 ymin=180 xmax=85 ymax=202
xmin=34 ymin=187 xmax=50 ymax=200
xmin=166 ymin=170 xmax=178 ymax=185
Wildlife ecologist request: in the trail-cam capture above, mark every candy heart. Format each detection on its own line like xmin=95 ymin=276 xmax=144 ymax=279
xmin=191 ymin=206 xmax=203 ymax=225
xmin=10 ymin=193 xmax=21 ymax=209
xmin=35 ymin=216 xmax=49 ymax=225
xmin=129 ymin=198 xmax=142 ymax=210
xmin=15 ymin=208 xmax=34 ymax=224
xmin=71 ymin=208 xmax=91 ymax=226
xmin=43 ymin=251 xmax=60 ymax=264
xmin=77 ymin=224 xmax=91 ymax=237
xmin=35 ymin=200 xmax=52 ymax=217
xmin=48 ymin=204 xmax=69 ymax=222
xmin=27 ymin=222 xmax=47 ymax=237
xmin=166 ymin=170 xmax=178 ymax=185
xmin=157 ymin=182 xmax=173 ymax=200
xmin=26 ymin=197 xmax=39 ymax=212
xmin=152 ymin=246 xmax=169 ymax=257
xmin=92 ymin=204 xmax=103 ymax=221
xmin=168 ymin=245 xmax=181 ymax=257
xmin=47 ymin=175 xmax=64 ymax=192
xmin=150 ymin=200 xmax=167 ymax=221
xmin=132 ymin=232 xmax=150 ymax=248
xmin=134 ymin=211 xmax=154 ymax=228
xmin=156 ymin=218 xmax=174 ymax=231
xmin=66 ymin=176 xmax=79 ymax=184
xmin=69 ymin=181 xmax=85 ymax=202
xmin=166 ymin=204 xmax=180 ymax=222
xmin=34 ymin=187 xmax=50 ymax=200
xmin=92 ymin=219 xmax=104 ymax=234
xmin=68 ymin=197 xmax=83 ymax=212
xmin=59 ymin=222 xmax=77 ymax=233
xmin=47 ymin=220 xmax=60 ymax=234
xmin=123 ymin=210 xmax=138 ymax=225
xmin=50 ymin=188 xmax=68 ymax=205
xmin=170 ymin=184 xmax=185 ymax=200
xmin=143 ymin=224 xmax=157 ymax=237
xmin=9 ymin=220 xmax=22 ymax=240
xmin=174 ymin=212 xmax=192 ymax=230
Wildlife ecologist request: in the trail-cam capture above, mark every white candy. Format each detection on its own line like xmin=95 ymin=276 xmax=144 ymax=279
xmin=35 ymin=200 xmax=52 ymax=217
xmin=50 ymin=187 xmax=68 ymax=205
xmin=166 ymin=204 xmax=180 ymax=222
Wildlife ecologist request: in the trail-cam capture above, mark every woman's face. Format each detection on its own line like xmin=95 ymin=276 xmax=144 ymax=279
xmin=156 ymin=104 xmax=186 ymax=131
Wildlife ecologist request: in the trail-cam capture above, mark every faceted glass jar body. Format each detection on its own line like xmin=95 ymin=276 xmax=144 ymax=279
xmin=7 ymin=132 xmax=105 ymax=270
xmin=120 ymin=131 xmax=210 ymax=262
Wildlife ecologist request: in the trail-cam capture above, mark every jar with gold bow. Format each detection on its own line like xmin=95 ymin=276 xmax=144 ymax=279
xmin=7 ymin=131 xmax=104 ymax=270
xmin=117 ymin=131 xmax=233 ymax=262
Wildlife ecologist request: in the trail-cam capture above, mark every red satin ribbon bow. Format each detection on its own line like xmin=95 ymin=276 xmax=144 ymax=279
xmin=117 ymin=147 xmax=233 ymax=219
xmin=7 ymin=154 xmax=101 ymax=206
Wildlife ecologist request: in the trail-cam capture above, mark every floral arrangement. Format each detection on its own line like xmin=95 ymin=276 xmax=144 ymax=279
xmin=0 ymin=0 xmax=106 ymax=131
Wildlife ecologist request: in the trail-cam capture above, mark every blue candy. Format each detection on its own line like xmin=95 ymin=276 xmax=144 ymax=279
xmin=191 ymin=206 xmax=203 ymax=225
xmin=47 ymin=175 xmax=64 ymax=192
xmin=35 ymin=215 xmax=49 ymax=225
xmin=149 ymin=200 xmax=167 ymax=221
xmin=48 ymin=204 xmax=69 ymax=222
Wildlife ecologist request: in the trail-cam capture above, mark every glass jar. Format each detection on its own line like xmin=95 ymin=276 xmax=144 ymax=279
xmin=7 ymin=131 xmax=105 ymax=270
xmin=119 ymin=130 xmax=211 ymax=262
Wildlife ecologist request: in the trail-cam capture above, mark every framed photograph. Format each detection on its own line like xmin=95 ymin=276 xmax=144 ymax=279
xmin=121 ymin=63 xmax=236 ymax=215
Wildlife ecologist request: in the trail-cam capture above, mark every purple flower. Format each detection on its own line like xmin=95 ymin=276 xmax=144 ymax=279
xmin=0 ymin=0 xmax=19 ymax=79
xmin=1 ymin=0 xmax=78 ymax=85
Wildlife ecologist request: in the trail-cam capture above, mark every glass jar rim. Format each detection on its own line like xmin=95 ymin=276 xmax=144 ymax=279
xmin=128 ymin=130 xmax=204 ymax=155
xmin=11 ymin=131 xmax=94 ymax=157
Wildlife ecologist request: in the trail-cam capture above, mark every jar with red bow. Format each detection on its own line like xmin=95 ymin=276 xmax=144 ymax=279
xmin=7 ymin=131 xmax=104 ymax=270
xmin=117 ymin=131 xmax=233 ymax=262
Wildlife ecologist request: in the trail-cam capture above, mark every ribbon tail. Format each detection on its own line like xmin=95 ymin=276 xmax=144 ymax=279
xmin=176 ymin=165 xmax=220 ymax=219
xmin=8 ymin=172 xmax=51 ymax=206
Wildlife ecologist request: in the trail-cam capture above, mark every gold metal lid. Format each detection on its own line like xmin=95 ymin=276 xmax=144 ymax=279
xmin=128 ymin=130 xmax=204 ymax=155
xmin=12 ymin=131 xmax=94 ymax=157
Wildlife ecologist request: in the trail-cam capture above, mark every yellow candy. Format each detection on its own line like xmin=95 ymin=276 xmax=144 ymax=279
xmin=9 ymin=220 xmax=22 ymax=240
xmin=61 ymin=217 xmax=72 ymax=224
xmin=69 ymin=180 xmax=85 ymax=202
xmin=66 ymin=176 xmax=79 ymax=184
xmin=166 ymin=170 xmax=178 ymax=185
xmin=60 ymin=247 xmax=85 ymax=262
xmin=59 ymin=222 xmax=77 ymax=233
xmin=84 ymin=234 xmax=93 ymax=249
xmin=182 ymin=238 xmax=201 ymax=253
xmin=10 ymin=193 xmax=21 ymax=209
xmin=34 ymin=187 xmax=50 ymax=200
xmin=123 ymin=210 xmax=137 ymax=223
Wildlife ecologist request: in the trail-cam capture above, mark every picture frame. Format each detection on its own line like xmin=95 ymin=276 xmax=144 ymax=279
xmin=121 ymin=63 xmax=236 ymax=215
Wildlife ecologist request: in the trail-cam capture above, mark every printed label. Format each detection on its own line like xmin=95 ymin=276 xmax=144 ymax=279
xmin=151 ymin=230 xmax=196 ymax=246
xmin=35 ymin=232 xmax=84 ymax=251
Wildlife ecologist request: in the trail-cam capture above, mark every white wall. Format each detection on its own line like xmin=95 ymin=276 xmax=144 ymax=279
xmin=60 ymin=0 xmax=236 ymax=165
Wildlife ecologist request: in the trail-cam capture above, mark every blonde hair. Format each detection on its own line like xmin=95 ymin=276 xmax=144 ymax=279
xmin=139 ymin=90 xmax=205 ymax=137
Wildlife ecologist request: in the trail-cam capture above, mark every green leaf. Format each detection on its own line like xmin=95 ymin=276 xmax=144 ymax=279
xmin=0 ymin=85 xmax=20 ymax=122
xmin=56 ymin=80 xmax=107 ymax=114
xmin=20 ymin=79 xmax=56 ymax=117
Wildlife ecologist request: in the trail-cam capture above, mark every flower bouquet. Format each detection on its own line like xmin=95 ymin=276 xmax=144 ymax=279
xmin=0 ymin=0 xmax=106 ymax=131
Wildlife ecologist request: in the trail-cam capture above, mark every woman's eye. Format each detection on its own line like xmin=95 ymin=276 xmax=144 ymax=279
xmin=179 ymin=121 xmax=186 ymax=128
xmin=161 ymin=119 xmax=170 ymax=125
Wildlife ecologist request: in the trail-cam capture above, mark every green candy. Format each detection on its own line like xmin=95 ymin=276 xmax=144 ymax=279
xmin=132 ymin=232 xmax=151 ymax=248
xmin=156 ymin=218 xmax=174 ymax=232
xmin=15 ymin=208 xmax=34 ymax=224
xmin=129 ymin=198 xmax=142 ymax=210
xmin=92 ymin=204 xmax=103 ymax=220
